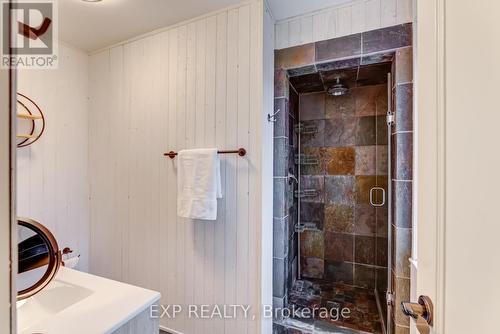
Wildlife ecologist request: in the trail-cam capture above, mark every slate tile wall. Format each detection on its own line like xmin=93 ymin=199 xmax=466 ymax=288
xmin=274 ymin=24 xmax=414 ymax=334
xmin=273 ymin=70 xmax=299 ymax=311
xmin=298 ymin=85 xmax=389 ymax=292
xmin=391 ymin=46 xmax=413 ymax=334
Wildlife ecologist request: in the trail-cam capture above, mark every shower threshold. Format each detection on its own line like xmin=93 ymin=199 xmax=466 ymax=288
xmin=274 ymin=280 xmax=383 ymax=334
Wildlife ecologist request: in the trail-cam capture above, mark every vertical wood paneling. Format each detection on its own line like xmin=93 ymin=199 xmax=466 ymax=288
xmin=203 ymin=15 xmax=217 ymax=334
xmin=236 ymin=5 xmax=251 ymax=334
xmin=214 ymin=11 xmax=228 ymax=334
xmin=300 ymin=15 xmax=313 ymax=45
xmin=89 ymin=3 xmax=263 ymax=334
xmin=174 ymin=24 xmax=188 ymax=332
xmin=275 ymin=0 xmax=414 ymax=49
xmin=326 ymin=9 xmax=338 ymax=39
xmin=365 ymin=0 xmax=382 ymax=31
xmin=337 ymin=6 xmax=353 ymax=36
xmin=18 ymin=44 xmax=90 ymax=273
xmin=312 ymin=11 xmax=328 ymax=42
xmin=183 ymin=21 xmax=196 ymax=334
xmin=249 ymin=3 xmax=263 ymax=333
xmin=164 ymin=27 xmax=177 ymax=330
xmin=381 ymin=0 xmax=397 ymax=26
xmin=288 ymin=18 xmax=301 ymax=47
xmin=351 ymin=1 xmax=366 ymax=33
xmin=193 ymin=18 xmax=206 ymax=334
xmin=397 ymin=0 xmax=413 ymax=23
xmin=224 ymin=8 xmax=239 ymax=334
xmin=275 ymin=22 xmax=289 ymax=49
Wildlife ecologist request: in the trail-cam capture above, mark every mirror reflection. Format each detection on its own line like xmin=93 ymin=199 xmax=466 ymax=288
xmin=17 ymin=224 xmax=50 ymax=293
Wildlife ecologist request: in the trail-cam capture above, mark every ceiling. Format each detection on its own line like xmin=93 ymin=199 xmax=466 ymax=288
xmin=59 ymin=0 xmax=355 ymax=52
xmin=59 ymin=0 xmax=248 ymax=52
xmin=289 ymin=57 xmax=393 ymax=93
xmin=267 ymin=0 xmax=353 ymax=21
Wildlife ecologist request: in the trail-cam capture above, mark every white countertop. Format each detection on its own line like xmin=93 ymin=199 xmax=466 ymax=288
xmin=17 ymin=267 xmax=161 ymax=334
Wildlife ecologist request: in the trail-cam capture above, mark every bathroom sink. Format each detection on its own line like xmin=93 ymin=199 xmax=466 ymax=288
xmin=17 ymin=267 xmax=161 ymax=334
xmin=17 ymin=280 xmax=93 ymax=332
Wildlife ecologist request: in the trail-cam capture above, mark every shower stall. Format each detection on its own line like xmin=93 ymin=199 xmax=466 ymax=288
xmin=273 ymin=24 xmax=413 ymax=334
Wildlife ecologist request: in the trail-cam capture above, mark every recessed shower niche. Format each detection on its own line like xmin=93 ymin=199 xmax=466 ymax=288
xmin=273 ymin=24 xmax=413 ymax=334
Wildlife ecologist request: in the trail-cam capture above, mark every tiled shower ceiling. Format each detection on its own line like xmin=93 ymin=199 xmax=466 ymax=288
xmin=289 ymin=61 xmax=393 ymax=94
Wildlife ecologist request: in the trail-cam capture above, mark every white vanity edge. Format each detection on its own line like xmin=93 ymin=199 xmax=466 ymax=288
xmin=25 ymin=267 xmax=161 ymax=334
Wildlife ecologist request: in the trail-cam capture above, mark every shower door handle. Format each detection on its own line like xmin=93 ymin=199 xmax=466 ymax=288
xmin=370 ymin=187 xmax=386 ymax=207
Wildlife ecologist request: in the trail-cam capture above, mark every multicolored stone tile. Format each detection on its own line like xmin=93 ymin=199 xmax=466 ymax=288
xmin=354 ymin=264 xmax=376 ymax=289
xmin=324 ymin=147 xmax=355 ymax=175
xmin=394 ymin=132 xmax=413 ymax=180
xmin=301 ymin=257 xmax=325 ymax=279
xmin=275 ymin=43 xmax=316 ymax=69
xmin=288 ymin=279 xmax=383 ymax=333
xmin=299 ymin=92 xmax=326 ymax=120
xmin=376 ymin=206 xmax=388 ymax=237
xmin=355 ymin=146 xmax=376 ymax=175
xmin=376 ymin=146 xmax=388 ymax=175
xmin=325 ymin=93 xmax=355 ymax=119
xmin=300 ymin=230 xmax=325 ymax=259
xmin=324 ymin=204 xmax=354 ymax=233
xmin=395 ymin=83 xmax=413 ymax=132
xmin=393 ymin=226 xmax=411 ymax=278
xmin=354 ymin=236 xmax=376 ymax=265
xmin=355 ymin=176 xmax=377 ymax=204
xmin=395 ymin=47 xmax=413 ymax=84
xmin=300 ymin=120 xmax=325 ymax=147
xmin=275 ymin=69 xmax=288 ymax=97
xmin=362 ymin=24 xmax=412 ymax=54
xmin=325 ymin=261 xmax=354 ymax=285
xmin=355 ymin=116 xmax=377 ymax=146
xmin=299 ymin=147 xmax=324 ymax=175
xmin=324 ymin=117 xmax=357 ymax=148
xmin=290 ymin=72 xmax=325 ymax=93
xmin=376 ymin=237 xmax=388 ymax=267
xmin=354 ymin=85 xmax=387 ymax=117
xmin=300 ymin=202 xmax=325 ymax=230
xmin=325 ymin=176 xmax=356 ymax=205
xmin=393 ymin=276 xmax=410 ymax=326
xmin=393 ymin=181 xmax=412 ymax=228
xmin=325 ymin=232 xmax=354 ymax=262
xmin=299 ymin=175 xmax=325 ymax=203
xmin=315 ymin=34 xmax=362 ymax=62
xmin=354 ymin=204 xmax=376 ymax=236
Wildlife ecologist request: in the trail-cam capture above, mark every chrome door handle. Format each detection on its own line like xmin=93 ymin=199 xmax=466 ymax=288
xmin=401 ymin=295 xmax=433 ymax=325
xmin=370 ymin=187 xmax=386 ymax=207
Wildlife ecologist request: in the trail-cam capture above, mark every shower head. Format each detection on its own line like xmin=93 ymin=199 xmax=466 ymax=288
xmin=328 ymin=78 xmax=349 ymax=96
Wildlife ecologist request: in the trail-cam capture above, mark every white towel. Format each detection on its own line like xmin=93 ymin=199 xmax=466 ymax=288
xmin=177 ymin=148 xmax=222 ymax=220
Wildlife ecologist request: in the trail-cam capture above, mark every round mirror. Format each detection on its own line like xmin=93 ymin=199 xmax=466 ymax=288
xmin=17 ymin=217 xmax=61 ymax=300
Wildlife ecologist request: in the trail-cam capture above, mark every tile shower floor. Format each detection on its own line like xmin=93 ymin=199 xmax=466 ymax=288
xmin=275 ymin=280 xmax=383 ymax=334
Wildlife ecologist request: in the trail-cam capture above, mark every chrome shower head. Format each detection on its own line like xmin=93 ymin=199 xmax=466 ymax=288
xmin=328 ymin=78 xmax=349 ymax=96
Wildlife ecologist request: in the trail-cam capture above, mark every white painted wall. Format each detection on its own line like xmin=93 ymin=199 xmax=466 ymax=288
xmin=274 ymin=0 xmax=413 ymax=49
xmin=16 ymin=44 xmax=90 ymax=272
xmin=88 ymin=2 xmax=264 ymax=333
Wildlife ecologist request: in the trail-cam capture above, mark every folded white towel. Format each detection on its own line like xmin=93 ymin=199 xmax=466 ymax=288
xmin=177 ymin=148 xmax=222 ymax=220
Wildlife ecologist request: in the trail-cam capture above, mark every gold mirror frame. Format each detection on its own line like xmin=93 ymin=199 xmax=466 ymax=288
xmin=17 ymin=217 xmax=61 ymax=300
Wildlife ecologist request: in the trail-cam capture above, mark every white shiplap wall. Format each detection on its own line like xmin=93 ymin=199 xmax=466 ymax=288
xmin=88 ymin=2 xmax=263 ymax=334
xmin=275 ymin=0 xmax=413 ymax=49
xmin=17 ymin=44 xmax=90 ymax=271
